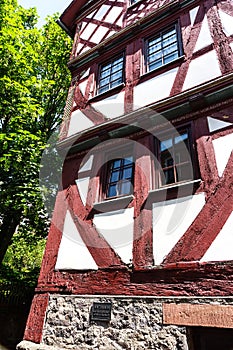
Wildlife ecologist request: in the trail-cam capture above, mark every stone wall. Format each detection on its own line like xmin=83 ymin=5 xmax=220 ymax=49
xmin=17 ymin=295 xmax=233 ymax=350
xmin=43 ymin=296 xmax=189 ymax=350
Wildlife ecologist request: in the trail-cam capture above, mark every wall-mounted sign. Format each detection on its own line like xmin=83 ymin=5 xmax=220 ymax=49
xmin=90 ymin=302 xmax=112 ymax=322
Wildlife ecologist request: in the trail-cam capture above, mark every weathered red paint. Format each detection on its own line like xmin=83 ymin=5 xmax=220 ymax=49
xmin=170 ymin=4 xmax=205 ymax=96
xmin=34 ymin=261 xmax=233 ymax=296
xmin=24 ymin=293 xmax=49 ymax=343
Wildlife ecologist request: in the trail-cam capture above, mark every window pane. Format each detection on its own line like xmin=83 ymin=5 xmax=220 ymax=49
xmin=148 ymin=39 xmax=161 ymax=53
xmin=106 ymin=156 xmax=133 ymax=198
xmin=124 ymin=156 xmax=133 ymax=165
xmin=111 ymin=71 xmax=123 ymax=83
xmin=108 ymin=184 xmax=117 ymax=197
xmin=112 ymin=159 xmax=121 ymax=169
xmin=101 ymin=63 xmax=111 ymax=71
xmin=175 ymin=132 xmax=188 ymax=144
xmin=163 ymin=33 xmax=176 ymax=47
xmin=101 ymin=68 xmax=111 ymax=78
xmin=158 ymin=128 xmax=193 ymax=187
xmin=164 ymin=52 xmax=178 ymax=64
xmin=174 ymin=132 xmax=190 ymax=163
xmin=110 ymin=170 xmax=120 ymax=182
xmin=98 ymin=56 xmax=123 ymax=94
xmin=176 ymin=163 xmax=193 ymax=182
xmin=161 ymin=168 xmax=175 ymax=185
xmin=163 ymin=42 xmax=178 ymax=55
xmin=112 ymin=61 xmax=123 ymax=72
xmin=147 ymin=25 xmax=180 ymax=72
xmin=123 ymin=167 xmax=133 ymax=179
xmin=119 ymin=180 xmax=132 ymax=195
xmin=149 ymin=59 xmax=163 ymax=70
xmin=160 ymin=138 xmax=173 ymax=151
xmin=149 ymin=51 xmax=162 ymax=63
xmin=111 ymin=78 xmax=122 ymax=88
xmin=163 ymin=28 xmax=176 ymax=39
xmin=98 ymin=86 xmax=109 ymax=94
xmin=99 ymin=77 xmax=110 ymax=87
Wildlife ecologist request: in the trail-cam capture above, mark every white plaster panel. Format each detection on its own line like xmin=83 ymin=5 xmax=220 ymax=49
xmin=218 ymin=9 xmax=233 ymax=36
xmin=92 ymin=92 xmax=125 ymax=119
xmin=81 ymin=23 xmax=97 ymax=40
xmin=75 ymin=177 xmax=90 ymax=206
xmin=152 ymin=193 xmax=206 ymax=265
xmin=201 ymin=211 xmax=233 ymax=262
xmin=91 ymin=26 xmax=109 ymax=44
xmin=81 ymin=68 xmax=90 ymax=79
xmin=76 ymin=43 xmax=83 ymax=54
xmin=182 ymin=50 xmax=221 ymax=91
xmin=193 ymin=16 xmax=213 ymax=52
xmin=133 ymin=68 xmax=178 ymax=109
xmin=93 ymin=208 xmax=134 ymax=264
xmin=104 ymin=7 xmax=123 ymax=23
xmin=79 ymin=155 xmax=94 ymax=173
xmin=55 ymin=211 xmax=98 ymax=270
xmin=79 ymin=79 xmax=88 ymax=96
xmin=190 ymin=6 xmax=199 ymax=26
xmin=94 ymin=5 xmax=110 ymax=20
xmin=207 ymin=117 xmax=232 ymax=133
xmin=116 ymin=15 xmax=124 ymax=27
xmin=86 ymin=10 xmax=95 ymax=19
xmin=212 ymin=133 xmax=233 ymax=177
xmin=67 ymin=110 xmax=94 ymax=136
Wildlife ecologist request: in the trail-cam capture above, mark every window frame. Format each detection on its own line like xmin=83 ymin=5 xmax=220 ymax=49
xmin=96 ymin=54 xmax=125 ymax=96
xmin=144 ymin=23 xmax=183 ymax=74
xmin=101 ymin=151 xmax=134 ymax=200
xmin=153 ymin=125 xmax=196 ymax=189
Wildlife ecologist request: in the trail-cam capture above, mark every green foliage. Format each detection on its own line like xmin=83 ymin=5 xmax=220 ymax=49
xmin=0 ymin=0 xmax=72 ymax=288
xmin=0 ymin=231 xmax=46 ymax=288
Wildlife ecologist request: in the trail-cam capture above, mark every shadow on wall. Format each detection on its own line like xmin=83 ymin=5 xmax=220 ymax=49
xmin=0 ymin=283 xmax=33 ymax=350
xmin=0 ymin=304 xmax=31 ymax=350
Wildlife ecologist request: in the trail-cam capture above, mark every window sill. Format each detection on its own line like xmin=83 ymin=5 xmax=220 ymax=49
xmin=93 ymin=194 xmax=134 ymax=212
xmin=89 ymin=83 xmax=125 ymax=103
xmin=148 ymin=179 xmax=202 ymax=203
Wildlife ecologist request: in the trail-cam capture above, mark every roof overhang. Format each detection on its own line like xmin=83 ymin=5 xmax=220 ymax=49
xmin=58 ymin=0 xmax=101 ymax=38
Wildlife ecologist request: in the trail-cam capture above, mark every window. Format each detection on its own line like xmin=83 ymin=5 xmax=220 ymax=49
xmin=97 ymin=55 xmax=124 ymax=95
xmin=157 ymin=128 xmax=194 ymax=187
xmin=130 ymin=0 xmax=140 ymax=4
xmin=146 ymin=24 xmax=182 ymax=72
xmin=105 ymin=156 xmax=134 ymax=198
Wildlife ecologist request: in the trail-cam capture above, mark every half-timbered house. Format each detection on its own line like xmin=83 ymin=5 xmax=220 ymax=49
xmin=18 ymin=0 xmax=233 ymax=349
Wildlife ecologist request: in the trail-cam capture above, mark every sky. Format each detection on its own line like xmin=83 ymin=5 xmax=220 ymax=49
xmin=18 ymin=0 xmax=72 ymax=27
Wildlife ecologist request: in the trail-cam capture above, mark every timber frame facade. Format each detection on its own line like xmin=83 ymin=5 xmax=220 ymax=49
xmin=18 ymin=0 xmax=233 ymax=349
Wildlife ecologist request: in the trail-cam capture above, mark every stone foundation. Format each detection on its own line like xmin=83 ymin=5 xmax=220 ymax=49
xmin=17 ymin=296 xmax=233 ymax=350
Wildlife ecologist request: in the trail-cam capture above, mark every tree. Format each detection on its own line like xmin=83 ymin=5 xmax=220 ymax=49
xmin=0 ymin=0 xmax=72 ymax=280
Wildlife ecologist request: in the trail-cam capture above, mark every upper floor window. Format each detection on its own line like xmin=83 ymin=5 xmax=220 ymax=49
xmin=97 ymin=55 xmax=124 ymax=95
xmin=158 ymin=127 xmax=194 ymax=187
xmin=105 ymin=156 xmax=134 ymax=198
xmin=146 ymin=24 xmax=182 ymax=72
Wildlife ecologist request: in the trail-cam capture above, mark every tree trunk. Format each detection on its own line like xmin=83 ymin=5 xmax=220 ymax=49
xmin=0 ymin=211 xmax=21 ymax=265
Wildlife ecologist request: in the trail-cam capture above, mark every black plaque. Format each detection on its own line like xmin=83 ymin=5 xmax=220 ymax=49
xmin=90 ymin=302 xmax=112 ymax=322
